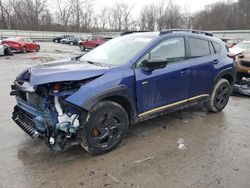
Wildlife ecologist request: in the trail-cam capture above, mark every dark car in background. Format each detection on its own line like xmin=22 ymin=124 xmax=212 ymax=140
xmin=79 ymin=36 xmax=112 ymax=51
xmin=60 ymin=37 xmax=71 ymax=44
xmin=1 ymin=37 xmax=40 ymax=53
xmin=68 ymin=37 xmax=85 ymax=45
xmin=53 ymin=35 xmax=74 ymax=43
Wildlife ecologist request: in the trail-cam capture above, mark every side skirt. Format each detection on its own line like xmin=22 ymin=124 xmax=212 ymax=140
xmin=133 ymin=95 xmax=209 ymax=123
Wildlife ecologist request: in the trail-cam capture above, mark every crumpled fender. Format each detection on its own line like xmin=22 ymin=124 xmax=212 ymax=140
xmin=65 ymin=65 xmax=136 ymax=112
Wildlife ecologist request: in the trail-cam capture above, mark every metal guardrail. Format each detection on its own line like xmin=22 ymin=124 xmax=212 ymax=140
xmin=0 ymin=29 xmax=250 ymax=41
xmin=0 ymin=29 xmax=120 ymax=41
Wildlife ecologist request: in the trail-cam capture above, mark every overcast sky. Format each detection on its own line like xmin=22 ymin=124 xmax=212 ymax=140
xmin=94 ymin=0 xmax=237 ymax=16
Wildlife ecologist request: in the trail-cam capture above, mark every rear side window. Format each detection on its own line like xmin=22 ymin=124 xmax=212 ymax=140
xmin=189 ymin=38 xmax=210 ymax=58
xmin=212 ymin=42 xmax=221 ymax=53
xmin=209 ymin=42 xmax=215 ymax=54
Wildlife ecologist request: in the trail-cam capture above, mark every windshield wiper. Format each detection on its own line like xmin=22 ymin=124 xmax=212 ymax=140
xmin=80 ymin=60 xmax=103 ymax=67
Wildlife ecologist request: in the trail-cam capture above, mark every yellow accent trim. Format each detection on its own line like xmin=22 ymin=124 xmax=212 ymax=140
xmin=138 ymin=94 xmax=209 ymax=117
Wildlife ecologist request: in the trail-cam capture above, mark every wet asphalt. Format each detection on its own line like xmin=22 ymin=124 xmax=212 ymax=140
xmin=0 ymin=42 xmax=250 ymax=188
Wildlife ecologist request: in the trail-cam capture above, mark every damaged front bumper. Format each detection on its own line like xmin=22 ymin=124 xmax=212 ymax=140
xmin=12 ymin=106 xmax=42 ymax=138
xmin=10 ymin=81 xmax=83 ymax=152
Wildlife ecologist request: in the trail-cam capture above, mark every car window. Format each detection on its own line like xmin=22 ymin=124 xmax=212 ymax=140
xmin=80 ymin=35 xmax=156 ymax=66
xmin=137 ymin=37 xmax=185 ymax=67
xmin=212 ymin=42 xmax=221 ymax=53
xmin=92 ymin=36 xmax=97 ymax=41
xmin=209 ymin=42 xmax=215 ymax=54
xmin=150 ymin=38 xmax=185 ymax=62
xmin=189 ymin=38 xmax=210 ymax=58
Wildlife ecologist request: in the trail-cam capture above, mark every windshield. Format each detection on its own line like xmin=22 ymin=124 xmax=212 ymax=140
xmin=235 ymin=42 xmax=250 ymax=49
xmin=79 ymin=34 xmax=157 ymax=66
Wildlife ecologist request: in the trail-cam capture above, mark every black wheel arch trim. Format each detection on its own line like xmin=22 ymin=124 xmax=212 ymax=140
xmin=82 ymin=85 xmax=137 ymax=121
xmin=214 ymin=67 xmax=236 ymax=86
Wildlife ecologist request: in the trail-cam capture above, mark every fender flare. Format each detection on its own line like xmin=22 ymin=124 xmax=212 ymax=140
xmin=214 ymin=67 xmax=236 ymax=85
xmin=74 ymin=85 xmax=137 ymax=119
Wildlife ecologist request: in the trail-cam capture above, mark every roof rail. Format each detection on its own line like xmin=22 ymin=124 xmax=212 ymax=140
xmin=160 ymin=29 xmax=213 ymax=37
xmin=120 ymin=31 xmax=150 ymax=36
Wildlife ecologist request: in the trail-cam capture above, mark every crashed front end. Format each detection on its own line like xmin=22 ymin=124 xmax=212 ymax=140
xmin=10 ymin=69 xmax=85 ymax=152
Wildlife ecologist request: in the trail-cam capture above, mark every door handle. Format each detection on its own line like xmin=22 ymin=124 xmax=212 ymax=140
xmin=181 ymin=69 xmax=191 ymax=75
xmin=212 ymin=59 xmax=219 ymax=65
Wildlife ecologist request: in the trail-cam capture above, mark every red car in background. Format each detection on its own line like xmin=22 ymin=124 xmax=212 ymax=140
xmin=1 ymin=37 xmax=40 ymax=53
xmin=79 ymin=36 xmax=112 ymax=51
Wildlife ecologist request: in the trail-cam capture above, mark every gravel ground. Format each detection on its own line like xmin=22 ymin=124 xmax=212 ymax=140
xmin=0 ymin=42 xmax=250 ymax=188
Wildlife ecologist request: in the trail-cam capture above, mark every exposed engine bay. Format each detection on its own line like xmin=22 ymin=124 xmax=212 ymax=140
xmin=10 ymin=74 xmax=88 ymax=152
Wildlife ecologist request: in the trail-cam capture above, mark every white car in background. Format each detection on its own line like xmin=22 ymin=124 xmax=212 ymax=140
xmin=229 ymin=41 xmax=250 ymax=55
xmin=0 ymin=44 xmax=13 ymax=56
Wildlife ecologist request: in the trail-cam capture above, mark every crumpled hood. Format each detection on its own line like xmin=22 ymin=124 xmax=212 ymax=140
xmin=28 ymin=58 xmax=109 ymax=85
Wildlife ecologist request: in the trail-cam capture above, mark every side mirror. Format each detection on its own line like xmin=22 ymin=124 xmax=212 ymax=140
xmin=143 ymin=58 xmax=168 ymax=70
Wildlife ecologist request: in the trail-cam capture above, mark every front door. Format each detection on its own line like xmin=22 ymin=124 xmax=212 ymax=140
xmin=134 ymin=37 xmax=191 ymax=115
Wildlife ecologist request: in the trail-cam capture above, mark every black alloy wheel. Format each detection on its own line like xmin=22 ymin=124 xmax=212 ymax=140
xmin=81 ymin=101 xmax=129 ymax=155
xmin=206 ymin=79 xmax=231 ymax=112
xmin=214 ymin=83 xmax=230 ymax=110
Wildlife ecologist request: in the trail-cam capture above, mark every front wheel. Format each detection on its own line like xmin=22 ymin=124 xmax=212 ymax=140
xmin=81 ymin=101 xmax=129 ymax=155
xmin=80 ymin=44 xmax=85 ymax=51
xmin=206 ymin=79 xmax=231 ymax=112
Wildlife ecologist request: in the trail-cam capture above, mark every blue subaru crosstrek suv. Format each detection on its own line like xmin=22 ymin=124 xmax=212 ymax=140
xmin=10 ymin=30 xmax=236 ymax=154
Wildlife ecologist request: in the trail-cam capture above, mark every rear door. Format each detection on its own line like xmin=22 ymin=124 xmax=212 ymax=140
xmin=187 ymin=37 xmax=220 ymax=97
xmin=134 ymin=37 xmax=191 ymax=115
xmin=23 ymin=38 xmax=31 ymax=51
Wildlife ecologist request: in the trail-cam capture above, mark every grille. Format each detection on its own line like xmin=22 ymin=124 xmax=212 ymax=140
xmin=26 ymin=93 xmax=43 ymax=110
xmin=240 ymin=60 xmax=250 ymax=68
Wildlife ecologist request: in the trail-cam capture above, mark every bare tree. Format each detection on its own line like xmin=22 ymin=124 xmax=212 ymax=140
xmin=54 ymin=0 xmax=72 ymax=31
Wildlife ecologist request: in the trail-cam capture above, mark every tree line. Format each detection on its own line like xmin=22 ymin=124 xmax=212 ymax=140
xmin=0 ymin=0 xmax=249 ymax=32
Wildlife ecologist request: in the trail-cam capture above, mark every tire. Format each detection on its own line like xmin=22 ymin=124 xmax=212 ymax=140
xmin=62 ymin=41 xmax=65 ymax=44
xmin=80 ymin=44 xmax=85 ymax=51
xmin=70 ymin=42 xmax=73 ymax=45
xmin=206 ymin=79 xmax=231 ymax=112
xmin=36 ymin=45 xmax=40 ymax=52
xmin=81 ymin=101 xmax=129 ymax=155
xmin=55 ymin=39 xmax=58 ymax=43
xmin=22 ymin=46 xmax=27 ymax=53
xmin=4 ymin=47 xmax=13 ymax=56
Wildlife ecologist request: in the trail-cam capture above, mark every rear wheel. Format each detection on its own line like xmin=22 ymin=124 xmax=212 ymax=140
xmin=22 ymin=46 xmax=27 ymax=53
xmin=81 ymin=101 xmax=129 ymax=155
xmin=80 ymin=44 xmax=85 ymax=51
xmin=206 ymin=79 xmax=231 ymax=112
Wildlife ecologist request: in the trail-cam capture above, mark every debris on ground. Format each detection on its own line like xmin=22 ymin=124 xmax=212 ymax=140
xmin=177 ymin=138 xmax=186 ymax=150
xmin=192 ymin=111 xmax=206 ymax=117
xmin=134 ymin=156 xmax=154 ymax=163
xmin=107 ymin=173 xmax=120 ymax=183
xmin=178 ymin=116 xmax=188 ymax=124
xmin=233 ymin=78 xmax=250 ymax=97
